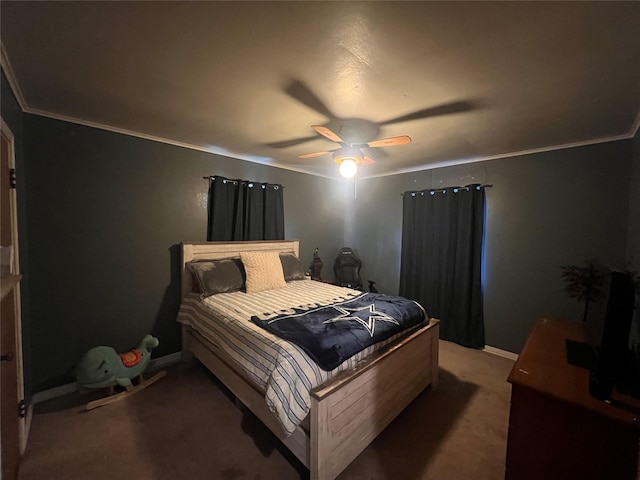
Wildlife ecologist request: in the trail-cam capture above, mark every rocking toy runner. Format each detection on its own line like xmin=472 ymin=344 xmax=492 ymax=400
xmin=75 ymin=334 xmax=166 ymax=410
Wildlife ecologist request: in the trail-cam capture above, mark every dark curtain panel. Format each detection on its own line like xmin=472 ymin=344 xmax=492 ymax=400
xmin=399 ymin=184 xmax=486 ymax=348
xmin=262 ymin=184 xmax=284 ymax=240
xmin=207 ymin=176 xmax=284 ymax=241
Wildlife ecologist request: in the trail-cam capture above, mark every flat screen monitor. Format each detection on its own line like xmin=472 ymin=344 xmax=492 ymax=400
xmin=565 ymin=271 xmax=638 ymax=401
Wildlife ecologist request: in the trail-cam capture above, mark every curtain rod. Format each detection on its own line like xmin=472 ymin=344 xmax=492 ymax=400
xmin=202 ymin=176 xmax=284 ymax=189
xmin=401 ymin=183 xmax=492 ymax=196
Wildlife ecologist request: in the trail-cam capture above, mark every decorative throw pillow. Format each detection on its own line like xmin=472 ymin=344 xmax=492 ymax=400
xmin=280 ymin=253 xmax=306 ymax=281
xmin=187 ymin=258 xmax=245 ymax=298
xmin=240 ymin=251 xmax=287 ymax=293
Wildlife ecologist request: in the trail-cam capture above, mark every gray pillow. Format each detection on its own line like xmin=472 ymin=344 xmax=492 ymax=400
xmin=279 ymin=253 xmax=306 ymax=281
xmin=187 ymin=258 xmax=245 ymax=297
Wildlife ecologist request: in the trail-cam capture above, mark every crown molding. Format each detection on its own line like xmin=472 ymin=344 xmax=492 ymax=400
xmin=23 ymin=106 xmax=338 ymax=180
xmin=16 ymin=104 xmax=640 ymax=181
xmin=0 ymin=43 xmax=28 ymax=111
xmin=361 ymin=132 xmax=636 ymax=180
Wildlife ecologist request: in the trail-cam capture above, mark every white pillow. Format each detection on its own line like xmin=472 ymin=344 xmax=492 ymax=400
xmin=240 ymin=251 xmax=287 ymax=293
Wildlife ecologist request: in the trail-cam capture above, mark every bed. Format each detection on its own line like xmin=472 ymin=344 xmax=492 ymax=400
xmin=177 ymin=240 xmax=439 ymax=480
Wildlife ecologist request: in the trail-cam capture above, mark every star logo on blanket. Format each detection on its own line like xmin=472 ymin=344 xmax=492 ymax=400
xmin=325 ymin=304 xmax=399 ymax=337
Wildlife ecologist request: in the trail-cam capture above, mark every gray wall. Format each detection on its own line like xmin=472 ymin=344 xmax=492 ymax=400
xmin=347 ymin=141 xmax=632 ymax=354
xmin=18 ymin=114 xmax=346 ymax=392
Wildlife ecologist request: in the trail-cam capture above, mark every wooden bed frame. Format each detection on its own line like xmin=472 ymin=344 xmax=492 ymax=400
xmin=180 ymin=240 xmax=439 ymax=480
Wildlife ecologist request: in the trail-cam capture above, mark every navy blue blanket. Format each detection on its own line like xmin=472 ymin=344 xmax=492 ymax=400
xmin=251 ymin=292 xmax=426 ymax=371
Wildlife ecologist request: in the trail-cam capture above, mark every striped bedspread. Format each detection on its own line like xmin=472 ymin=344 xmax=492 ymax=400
xmin=177 ymin=280 xmax=426 ymax=435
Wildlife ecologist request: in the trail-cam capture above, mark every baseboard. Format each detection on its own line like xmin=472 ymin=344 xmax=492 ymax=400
xmin=23 ymin=403 xmax=33 ymax=454
xmin=30 ymin=381 xmax=79 ymax=405
xmin=148 ymin=351 xmax=182 ymax=370
xmin=30 ymin=351 xmax=183 ymax=406
xmin=483 ymin=345 xmax=519 ymax=361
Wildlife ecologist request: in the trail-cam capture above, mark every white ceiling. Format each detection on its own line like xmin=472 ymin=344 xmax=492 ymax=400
xmin=2 ymin=1 xmax=639 ymax=179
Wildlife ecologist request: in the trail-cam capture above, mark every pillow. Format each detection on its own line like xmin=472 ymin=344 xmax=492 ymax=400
xmin=280 ymin=253 xmax=306 ymax=281
xmin=187 ymin=258 xmax=245 ymax=298
xmin=240 ymin=251 xmax=287 ymax=293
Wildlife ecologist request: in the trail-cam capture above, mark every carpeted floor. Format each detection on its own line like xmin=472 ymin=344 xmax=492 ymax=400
xmin=18 ymin=340 xmax=514 ymax=480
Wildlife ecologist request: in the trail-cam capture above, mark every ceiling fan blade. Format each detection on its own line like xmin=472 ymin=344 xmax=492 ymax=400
xmin=299 ymin=151 xmax=332 ymax=159
xmin=362 ymin=156 xmax=375 ymax=165
xmin=365 ymin=135 xmax=411 ymax=148
xmin=265 ymin=135 xmax=320 ymax=149
xmin=312 ymin=125 xmax=344 ymax=144
xmin=285 ymin=80 xmax=335 ymax=119
xmin=379 ymin=100 xmax=477 ymax=126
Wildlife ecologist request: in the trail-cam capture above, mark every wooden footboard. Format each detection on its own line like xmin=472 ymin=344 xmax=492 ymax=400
xmin=310 ymin=319 xmax=439 ymax=480
xmin=183 ymin=319 xmax=439 ymax=480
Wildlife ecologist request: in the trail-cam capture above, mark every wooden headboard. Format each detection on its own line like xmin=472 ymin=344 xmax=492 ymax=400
xmin=180 ymin=240 xmax=300 ymax=299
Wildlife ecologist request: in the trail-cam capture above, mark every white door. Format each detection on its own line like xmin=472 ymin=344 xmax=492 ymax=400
xmin=1 ymin=118 xmax=25 ymax=480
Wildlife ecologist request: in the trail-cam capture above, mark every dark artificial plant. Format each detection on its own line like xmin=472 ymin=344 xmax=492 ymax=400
xmin=560 ymin=260 xmax=640 ymax=323
xmin=560 ymin=260 xmax=607 ymax=323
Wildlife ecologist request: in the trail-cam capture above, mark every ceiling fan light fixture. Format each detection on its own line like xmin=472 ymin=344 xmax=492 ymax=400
xmin=339 ymin=158 xmax=358 ymax=178
xmin=300 ymin=126 xmax=412 ymax=177
xmin=333 ymin=147 xmax=362 ymax=178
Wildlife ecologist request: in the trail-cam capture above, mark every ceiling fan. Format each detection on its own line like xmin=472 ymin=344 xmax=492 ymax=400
xmin=299 ymin=125 xmax=411 ymax=178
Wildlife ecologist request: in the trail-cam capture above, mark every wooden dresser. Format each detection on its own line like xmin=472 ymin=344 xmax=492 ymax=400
xmin=506 ymin=317 xmax=640 ymax=480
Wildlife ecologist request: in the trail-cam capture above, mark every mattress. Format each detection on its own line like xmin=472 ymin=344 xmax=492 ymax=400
xmin=177 ymin=280 xmax=426 ymax=435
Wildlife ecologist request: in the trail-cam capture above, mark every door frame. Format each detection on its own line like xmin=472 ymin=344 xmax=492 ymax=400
xmin=1 ymin=117 xmax=26 ymax=455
